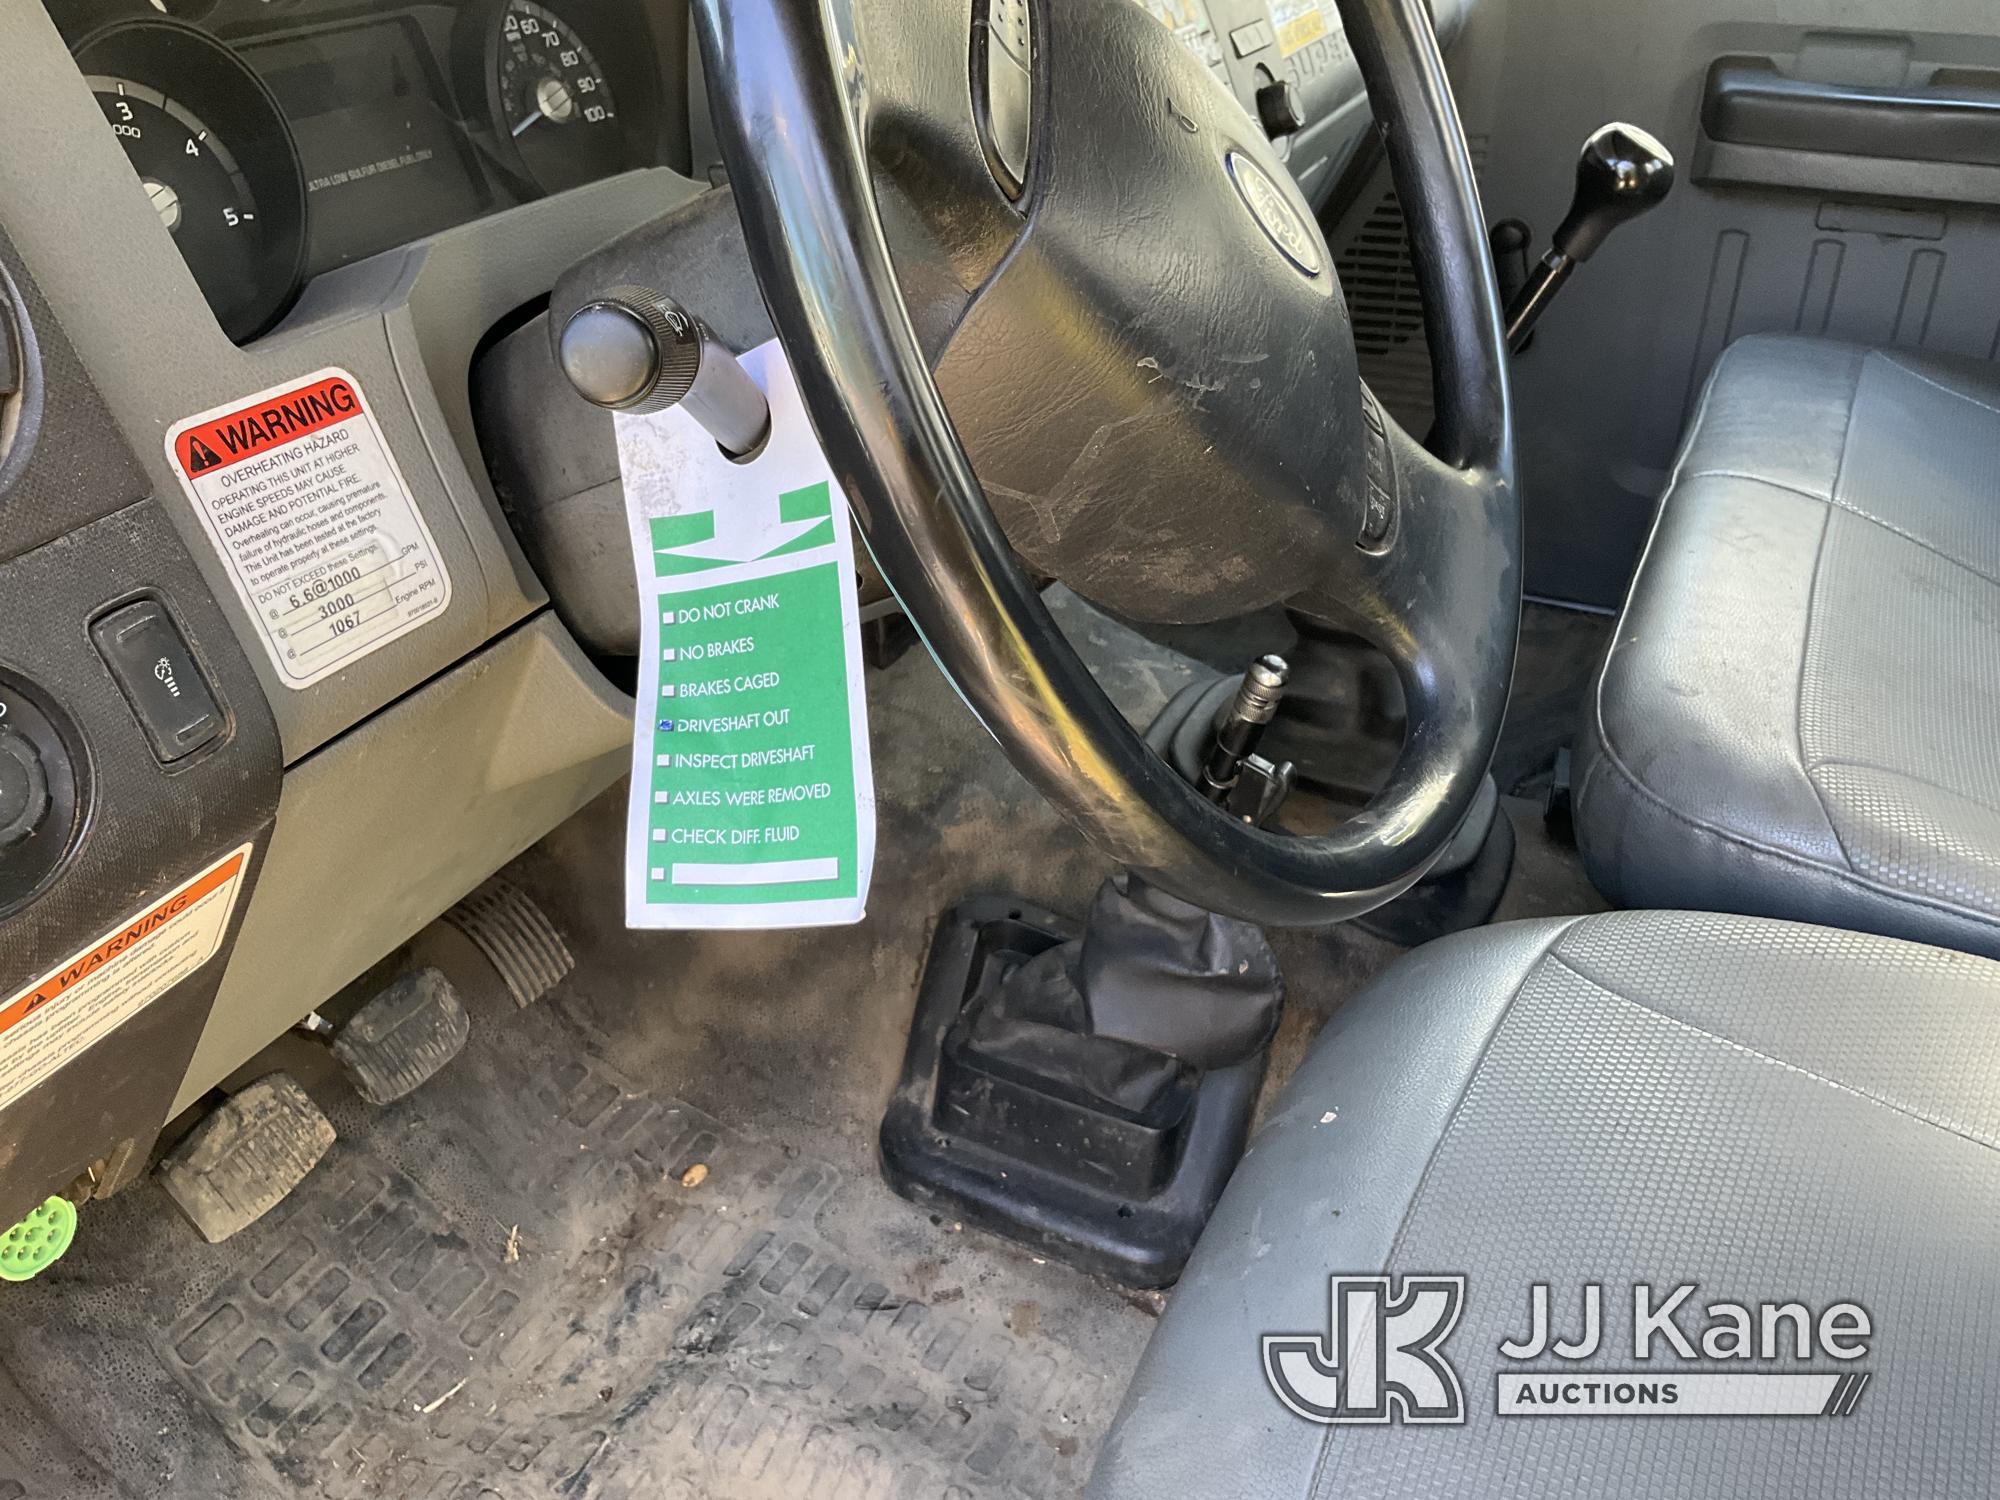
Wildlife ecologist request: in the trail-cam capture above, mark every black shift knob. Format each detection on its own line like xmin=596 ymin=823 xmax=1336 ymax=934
xmin=1550 ymin=123 xmax=1674 ymax=263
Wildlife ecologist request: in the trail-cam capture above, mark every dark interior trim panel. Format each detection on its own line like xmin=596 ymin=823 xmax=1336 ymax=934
xmin=1704 ymin=57 xmax=2000 ymax=168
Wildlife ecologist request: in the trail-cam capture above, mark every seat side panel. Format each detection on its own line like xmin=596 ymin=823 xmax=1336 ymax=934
xmin=1577 ymin=475 xmax=1840 ymax=880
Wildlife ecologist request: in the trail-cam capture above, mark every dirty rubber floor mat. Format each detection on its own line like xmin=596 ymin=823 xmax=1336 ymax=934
xmin=0 ymin=992 xmax=1138 ymax=1499
xmin=0 ymin=590 xmax=1583 ymax=1496
xmin=0 ymin=594 xmax=1250 ymax=1500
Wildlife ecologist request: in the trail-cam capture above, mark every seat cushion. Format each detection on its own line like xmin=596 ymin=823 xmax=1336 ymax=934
xmin=1574 ymin=334 xmax=2000 ymax=958
xmin=1088 ymin=910 xmax=2000 ymax=1498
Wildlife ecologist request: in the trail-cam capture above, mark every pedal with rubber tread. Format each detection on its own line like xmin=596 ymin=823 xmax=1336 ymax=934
xmin=158 ymin=1073 xmax=335 ymax=1244
xmin=439 ymin=876 xmax=574 ymax=1008
xmin=331 ymin=967 xmax=470 ymax=1105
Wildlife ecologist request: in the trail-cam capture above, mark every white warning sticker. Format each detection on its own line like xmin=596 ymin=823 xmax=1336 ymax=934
xmin=165 ymin=369 xmax=452 ymax=689
xmin=0 ymin=844 xmax=253 ymax=1112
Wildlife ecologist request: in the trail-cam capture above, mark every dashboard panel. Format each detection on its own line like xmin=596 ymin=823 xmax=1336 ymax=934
xmin=1140 ymin=0 xmax=1475 ymax=206
xmin=0 ymin=0 xmax=1484 ymax=1255
xmin=46 ymin=0 xmax=673 ymax=341
xmin=0 ymin=0 xmax=682 ymax=1230
xmin=0 ymin=228 xmax=283 ymax=1232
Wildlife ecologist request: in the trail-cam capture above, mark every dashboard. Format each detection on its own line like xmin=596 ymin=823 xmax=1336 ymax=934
xmin=1135 ymin=0 xmax=1367 ymax=201
xmin=1135 ymin=0 xmax=1472 ymax=202
xmin=47 ymin=0 xmax=672 ymax=341
xmin=0 ymin=0 xmax=1476 ymax=1244
xmin=53 ymin=0 xmax=1463 ymax=348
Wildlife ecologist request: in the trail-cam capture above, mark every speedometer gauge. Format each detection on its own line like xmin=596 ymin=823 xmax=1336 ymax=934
xmin=472 ymin=0 xmax=627 ymax=196
xmin=74 ymin=20 xmax=306 ymax=344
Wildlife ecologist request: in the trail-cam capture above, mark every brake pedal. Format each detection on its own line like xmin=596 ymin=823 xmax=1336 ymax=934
xmin=160 ymin=1073 xmax=334 ymax=1244
xmin=332 ymin=967 xmax=469 ymax=1105
xmin=440 ymin=876 xmax=574 ymax=1008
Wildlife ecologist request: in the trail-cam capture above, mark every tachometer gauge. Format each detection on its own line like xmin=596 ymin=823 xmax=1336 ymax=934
xmin=74 ymin=20 xmax=306 ymax=344
xmin=470 ymin=0 xmax=627 ymax=196
xmin=89 ymin=83 xmax=265 ymax=314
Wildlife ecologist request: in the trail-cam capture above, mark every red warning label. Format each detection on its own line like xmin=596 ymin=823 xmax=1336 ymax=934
xmin=172 ymin=374 xmax=361 ymax=477
xmin=165 ymin=367 xmax=452 ymax=689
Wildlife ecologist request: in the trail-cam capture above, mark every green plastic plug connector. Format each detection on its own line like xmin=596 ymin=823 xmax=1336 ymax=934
xmin=0 ymin=1197 xmax=76 ymax=1282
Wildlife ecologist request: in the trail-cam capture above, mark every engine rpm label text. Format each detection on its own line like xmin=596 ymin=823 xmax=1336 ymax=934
xmin=166 ymin=369 xmax=452 ymax=689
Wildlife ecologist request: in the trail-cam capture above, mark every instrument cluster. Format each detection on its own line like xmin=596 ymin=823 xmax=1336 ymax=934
xmin=50 ymin=0 xmax=666 ymax=342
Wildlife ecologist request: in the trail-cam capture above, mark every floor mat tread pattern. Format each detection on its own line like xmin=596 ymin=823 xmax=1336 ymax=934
xmin=2 ymin=1011 xmax=1117 ymax=1500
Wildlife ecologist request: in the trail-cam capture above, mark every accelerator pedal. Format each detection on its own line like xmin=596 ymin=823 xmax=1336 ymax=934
xmin=440 ymin=876 xmax=573 ymax=1008
xmin=0 ymin=1197 xmax=77 ymax=1282
xmin=332 ymin=967 xmax=469 ymax=1105
xmin=160 ymin=1074 xmax=335 ymax=1244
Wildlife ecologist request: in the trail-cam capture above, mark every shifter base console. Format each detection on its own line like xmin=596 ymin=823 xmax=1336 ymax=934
xmin=879 ymin=896 xmax=1268 ymax=1289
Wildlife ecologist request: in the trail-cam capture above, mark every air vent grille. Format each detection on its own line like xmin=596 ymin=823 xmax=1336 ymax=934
xmin=1330 ymin=133 xmax=1489 ymax=438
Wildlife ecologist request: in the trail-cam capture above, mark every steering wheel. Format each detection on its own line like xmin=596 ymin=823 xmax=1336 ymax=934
xmin=690 ymin=0 xmax=1518 ymax=927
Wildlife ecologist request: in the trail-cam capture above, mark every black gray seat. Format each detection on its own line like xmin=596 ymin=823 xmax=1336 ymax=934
xmin=1574 ymin=334 xmax=2000 ymax=957
xmin=1088 ymin=909 xmax=2000 ymax=1497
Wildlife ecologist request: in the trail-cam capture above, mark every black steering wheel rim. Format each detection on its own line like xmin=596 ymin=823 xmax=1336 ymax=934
xmin=691 ymin=0 xmax=1519 ymax=928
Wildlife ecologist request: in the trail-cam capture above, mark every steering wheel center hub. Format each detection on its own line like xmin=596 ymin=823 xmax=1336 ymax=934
xmin=923 ymin=0 xmax=1364 ymax=624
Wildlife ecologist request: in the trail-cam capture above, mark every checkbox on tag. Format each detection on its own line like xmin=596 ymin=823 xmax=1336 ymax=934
xmin=650 ymin=867 xmax=664 ymax=881
xmin=661 ymin=610 xmax=676 ymax=625
xmin=661 ymin=648 xmax=677 ymax=662
xmin=653 ymin=830 xmax=666 ymax=842
xmin=661 ymin=684 xmax=677 ymax=698
xmin=656 ymin=755 xmax=670 ymax=767
xmin=654 ymin=791 xmax=670 ymax=804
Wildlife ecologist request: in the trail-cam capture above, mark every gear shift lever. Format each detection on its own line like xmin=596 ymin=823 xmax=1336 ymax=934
xmin=1503 ymin=123 xmax=1674 ymax=350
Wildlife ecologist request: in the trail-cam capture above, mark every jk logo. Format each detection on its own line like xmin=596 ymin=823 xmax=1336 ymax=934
xmin=1262 ymin=1275 xmax=1467 ymax=1425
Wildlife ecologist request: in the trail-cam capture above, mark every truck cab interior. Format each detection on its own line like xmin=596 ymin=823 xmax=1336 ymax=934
xmin=2 ymin=0 xmax=1998 ymax=1494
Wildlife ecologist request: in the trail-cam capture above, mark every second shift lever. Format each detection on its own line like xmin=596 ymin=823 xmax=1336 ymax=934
xmin=1503 ymin=123 xmax=1675 ymax=351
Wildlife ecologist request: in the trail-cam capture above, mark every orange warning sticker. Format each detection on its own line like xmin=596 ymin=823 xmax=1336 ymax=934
xmin=165 ymin=368 xmax=451 ymax=690
xmin=0 ymin=844 xmax=253 ymax=1111
xmin=172 ymin=374 xmax=361 ymax=478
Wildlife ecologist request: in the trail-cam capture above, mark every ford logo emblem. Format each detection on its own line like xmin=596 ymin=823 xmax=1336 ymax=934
xmin=1226 ymin=150 xmax=1323 ymax=278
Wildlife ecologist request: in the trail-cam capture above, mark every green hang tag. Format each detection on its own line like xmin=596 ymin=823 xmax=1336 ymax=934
xmin=613 ymin=342 xmax=876 ymax=928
